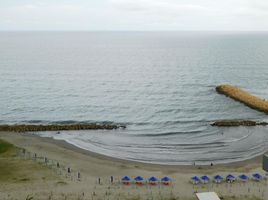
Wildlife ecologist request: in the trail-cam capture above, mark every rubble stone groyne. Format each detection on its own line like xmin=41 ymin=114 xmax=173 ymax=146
xmin=211 ymin=120 xmax=268 ymax=127
xmin=0 ymin=123 xmax=126 ymax=132
xmin=216 ymin=84 xmax=268 ymax=114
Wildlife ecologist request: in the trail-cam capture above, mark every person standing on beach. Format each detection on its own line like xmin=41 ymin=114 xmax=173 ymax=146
xmin=78 ymin=172 xmax=81 ymax=180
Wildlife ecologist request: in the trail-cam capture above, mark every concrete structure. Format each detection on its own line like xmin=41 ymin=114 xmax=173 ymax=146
xmin=196 ymin=192 xmax=220 ymax=200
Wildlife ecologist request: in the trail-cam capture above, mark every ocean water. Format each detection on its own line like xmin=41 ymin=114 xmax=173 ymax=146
xmin=1 ymin=31 xmax=268 ymax=165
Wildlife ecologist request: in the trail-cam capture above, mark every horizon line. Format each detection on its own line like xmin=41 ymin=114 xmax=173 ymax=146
xmin=1 ymin=30 xmax=268 ymax=32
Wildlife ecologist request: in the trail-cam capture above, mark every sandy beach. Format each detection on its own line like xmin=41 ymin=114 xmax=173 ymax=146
xmin=0 ymin=131 xmax=266 ymax=200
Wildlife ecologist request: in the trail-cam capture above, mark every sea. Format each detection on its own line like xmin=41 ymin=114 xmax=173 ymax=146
xmin=1 ymin=31 xmax=268 ymax=165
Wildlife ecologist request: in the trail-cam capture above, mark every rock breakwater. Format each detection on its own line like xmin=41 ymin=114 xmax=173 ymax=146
xmin=211 ymin=120 xmax=268 ymax=127
xmin=216 ymin=84 xmax=268 ymax=114
xmin=0 ymin=124 xmax=126 ymax=132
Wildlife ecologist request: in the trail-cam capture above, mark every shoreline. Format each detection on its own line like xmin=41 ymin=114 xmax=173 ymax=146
xmin=0 ymin=131 xmax=266 ymax=199
xmin=3 ymin=131 xmax=264 ymax=171
xmin=42 ymin=135 xmax=263 ymax=170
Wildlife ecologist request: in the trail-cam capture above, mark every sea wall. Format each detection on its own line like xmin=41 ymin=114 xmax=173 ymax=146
xmin=0 ymin=124 xmax=126 ymax=132
xmin=216 ymin=84 xmax=268 ymax=114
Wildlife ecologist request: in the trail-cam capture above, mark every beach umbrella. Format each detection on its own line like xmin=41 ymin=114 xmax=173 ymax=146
xmin=252 ymin=173 xmax=262 ymax=181
xmin=213 ymin=175 xmax=223 ymax=183
xmin=226 ymin=174 xmax=236 ymax=183
xmin=122 ymin=176 xmax=131 ymax=185
xmin=148 ymin=176 xmax=158 ymax=185
xmin=134 ymin=176 xmax=144 ymax=185
xmin=191 ymin=176 xmax=200 ymax=184
xmin=239 ymin=174 xmax=249 ymax=182
xmin=161 ymin=176 xmax=171 ymax=185
xmin=200 ymin=175 xmax=210 ymax=184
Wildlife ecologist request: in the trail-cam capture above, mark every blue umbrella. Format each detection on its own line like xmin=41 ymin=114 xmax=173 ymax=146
xmin=122 ymin=176 xmax=131 ymax=181
xmin=214 ymin=175 xmax=223 ymax=180
xmin=191 ymin=176 xmax=200 ymax=184
xmin=200 ymin=175 xmax=209 ymax=183
xmin=252 ymin=173 xmax=262 ymax=181
xmin=148 ymin=176 xmax=158 ymax=182
xmin=213 ymin=175 xmax=223 ymax=183
xmin=191 ymin=176 xmax=200 ymax=181
xmin=134 ymin=176 xmax=144 ymax=181
xmin=226 ymin=174 xmax=236 ymax=182
xmin=239 ymin=174 xmax=249 ymax=181
xmin=161 ymin=176 xmax=171 ymax=182
xmin=226 ymin=174 xmax=235 ymax=179
xmin=200 ymin=176 xmax=209 ymax=181
xmin=161 ymin=176 xmax=171 ymax=185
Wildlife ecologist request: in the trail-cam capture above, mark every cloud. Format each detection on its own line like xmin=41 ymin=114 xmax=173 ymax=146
xmin=0 ymin=3 xmax=95 ymax=30
xmin=0 ymin=0 xmax=268 ymax=30
xmin=110 ymin=0 xmax=209 ymax=14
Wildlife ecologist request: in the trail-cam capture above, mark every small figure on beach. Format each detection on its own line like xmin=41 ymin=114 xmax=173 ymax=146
xmin=56 ymin=131 xmax=60 ymax=134
xmin=34 ymin=153 xmax=37 ymax=160
xmin=68 ymin=167 xmax=71 ymax=173
xmin=45 ymin=157 xmax=48 ymax=164
xmin=210 ymin=162 xmax=213 ymax=167
xmin=98 ymin=177 xmax=101 ymax=184
xmin=111 ymin=176 xmax=113 ymax=183
xmin=78 ymin=172 xmax=81 ymax=180
xmin=57 ymin=162 xmax=60 ymax=168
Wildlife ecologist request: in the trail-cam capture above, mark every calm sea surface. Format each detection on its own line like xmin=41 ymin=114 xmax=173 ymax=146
xmin=1 ymin=31 xmax=268 ymax=165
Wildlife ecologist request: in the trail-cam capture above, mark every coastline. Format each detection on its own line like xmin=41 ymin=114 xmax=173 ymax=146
xmin=32 ymin=133 xmax=265 ymax=171
xmin=0 ymin=131 xmax=266 ymax=200
xmin=0 ymin=131 xmax=265 ymax=171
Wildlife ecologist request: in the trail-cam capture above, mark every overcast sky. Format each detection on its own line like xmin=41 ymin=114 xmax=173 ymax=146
xmin=1 ymin=0 xmax=268 ymax=31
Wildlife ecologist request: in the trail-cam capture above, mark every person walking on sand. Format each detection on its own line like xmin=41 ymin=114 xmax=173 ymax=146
xmin=111 ymin=176 xmax=114 ymax=183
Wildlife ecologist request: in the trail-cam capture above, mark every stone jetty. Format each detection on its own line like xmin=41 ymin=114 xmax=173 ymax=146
xmin=211 ymin=120 xmax=268 ymax=127
xmin=216 ymin=84 xmax=268 ymax=114
xmin=0 ymin=124 xmax=126 ymax=132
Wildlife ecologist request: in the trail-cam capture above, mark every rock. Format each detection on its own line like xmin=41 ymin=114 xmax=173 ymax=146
xmin=216 ymin=84 xmax=268 ymax=114
xmin=0 ymin=123 xmax=126 ymax=132
xmin=211 ymin=120 xmax=268 ymax=127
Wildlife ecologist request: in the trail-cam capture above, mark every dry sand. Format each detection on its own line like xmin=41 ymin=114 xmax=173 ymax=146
xmin=0 ymin=131 xmax=266 ymax=200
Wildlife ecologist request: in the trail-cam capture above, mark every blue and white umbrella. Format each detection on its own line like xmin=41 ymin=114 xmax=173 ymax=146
xmin=191 ymin=176 xmax=200 ymax=184
xmin=213 ymin=175 xmax=223 ymax=183
xmin=122 ymin=176 xmax=131 ymax=184
xmin=226 ymin=174 xmax=236 ymax=183
xmin=200 ymin=175 xmax=210 ymax=183
xmin=161 ymin=176 xmax=171 ymax=185
xmin=252 ymin=173 xmax=262 ymax=181
xmin=148 ymin=176 xmax=158 ymax=184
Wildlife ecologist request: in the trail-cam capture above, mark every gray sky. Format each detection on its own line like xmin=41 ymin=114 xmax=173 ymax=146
xmin=1 ymin=0 xmax=268 ymax=31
